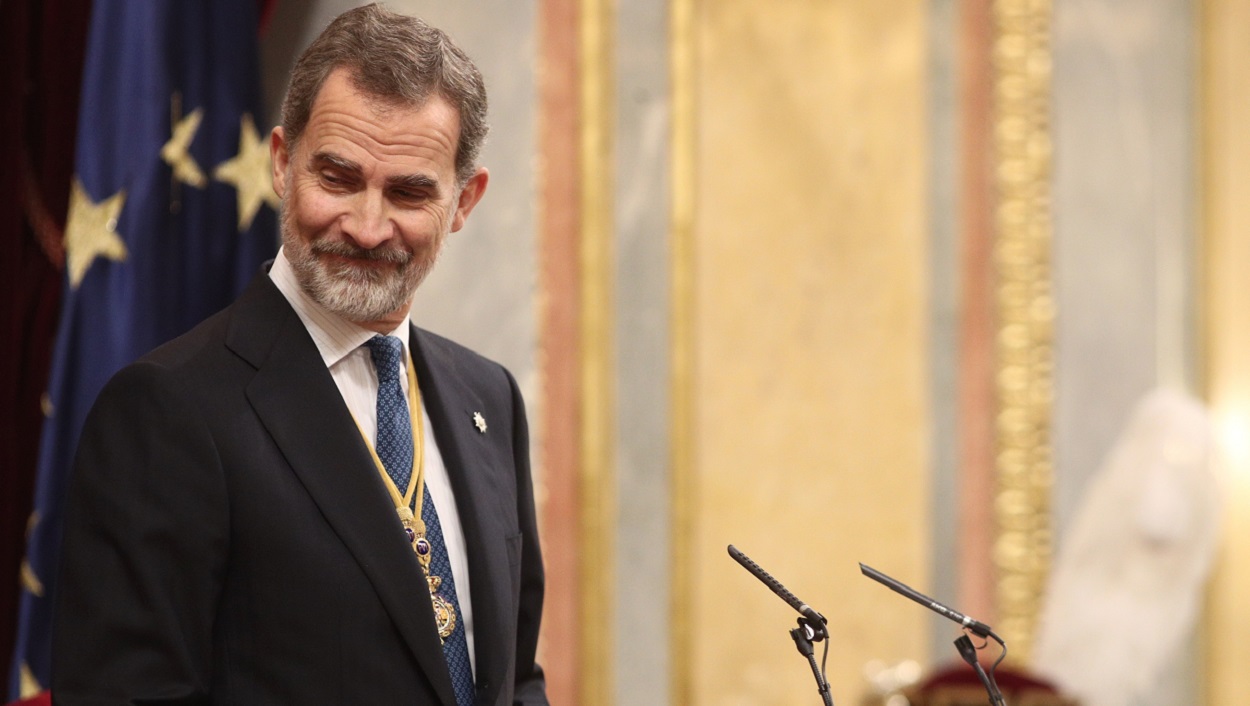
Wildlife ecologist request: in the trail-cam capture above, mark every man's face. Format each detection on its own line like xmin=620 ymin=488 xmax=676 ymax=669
xmin=270 ymin=68 xmax=488 ymax=327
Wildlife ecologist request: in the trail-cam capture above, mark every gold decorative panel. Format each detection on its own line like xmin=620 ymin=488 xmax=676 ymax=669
xmin=672 ymin=0 xmax=931 ymax=702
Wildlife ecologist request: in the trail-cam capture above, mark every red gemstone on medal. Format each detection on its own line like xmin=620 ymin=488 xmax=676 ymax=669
xmin=404 ymin=527 xmax=416 ymax=543
xmin=415 ymin=537 xmax=431 ymax=556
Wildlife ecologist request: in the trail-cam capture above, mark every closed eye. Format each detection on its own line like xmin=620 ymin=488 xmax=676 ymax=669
xmin=310 ymin=152 xmax=363 ymax=191
xmin=320 ymin=171 xmax=351 ymax=186
xmin=389 ymin=187 xmax=433 ymax=205
xmin=388 ymin=174 xmax=440 ymax=206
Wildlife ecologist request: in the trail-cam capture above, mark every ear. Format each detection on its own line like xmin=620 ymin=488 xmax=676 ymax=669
xmin=270 ymin=126 xmax=290 ymax=200
xmin=450 ymin=167 xmax=489 ymax=232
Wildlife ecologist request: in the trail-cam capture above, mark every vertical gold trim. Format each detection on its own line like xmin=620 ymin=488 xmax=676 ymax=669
xmin=991 ymin=0 xmax=1054 ymax=662
xmin=668 ymin=0 xmax=696 ymax=702
xmin=1200 ymin=0 xmax=1250 ymax=701
xmin=579 ymin=0 xmax=616 ymax=703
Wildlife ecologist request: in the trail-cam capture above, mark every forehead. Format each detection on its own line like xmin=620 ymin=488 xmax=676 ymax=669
xmin=300 ymin=68 xmax=461 ymax=175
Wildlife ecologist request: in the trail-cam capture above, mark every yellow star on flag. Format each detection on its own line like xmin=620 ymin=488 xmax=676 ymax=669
xmin=18 ymin=662 xmax=43 ymax=699
xmin=161 ymin=106 xmax=207 ymax=188
xmin=214 ymin=113 xmax=279 ymax=230
xmin=64 ymin=179 xmax=128 ymax=289
xmin=20 ymin=559 xmax=43 ymax=597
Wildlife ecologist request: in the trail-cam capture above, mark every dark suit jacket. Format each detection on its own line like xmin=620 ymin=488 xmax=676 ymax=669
xmin=50 ymin=273 xmax=547 ymax=705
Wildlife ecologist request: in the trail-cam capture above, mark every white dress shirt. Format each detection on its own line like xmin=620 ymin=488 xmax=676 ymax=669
xmin=269 ymin=248 xmax=475 ymax=674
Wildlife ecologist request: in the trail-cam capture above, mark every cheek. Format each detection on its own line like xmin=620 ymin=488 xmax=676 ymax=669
xmin=287 ymin=186 xmax=343 ymax=234
xmin=395 ymin=209 xmax=453 ymax=251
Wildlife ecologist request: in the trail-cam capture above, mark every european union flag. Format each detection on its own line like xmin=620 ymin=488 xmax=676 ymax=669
xmin=7 ymin=1 xmax=277 ymax=698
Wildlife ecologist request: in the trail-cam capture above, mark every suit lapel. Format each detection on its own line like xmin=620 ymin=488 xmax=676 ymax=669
xmin=226 ymin=277 xmax=458 ymax=706
xmin=411 ymin=327 xmax=511 ymax=705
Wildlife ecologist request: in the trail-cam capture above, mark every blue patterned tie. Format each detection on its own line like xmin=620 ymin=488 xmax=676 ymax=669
xmin=364 ymin=335 xmax=475 ymax=706
xmin=420 ymin=484 xmax=475 ymax=706
xmin=365 ymin=336 xmax=412 ymax=491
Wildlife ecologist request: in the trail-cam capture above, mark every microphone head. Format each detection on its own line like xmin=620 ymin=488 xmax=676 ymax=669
xmin=859 ymin=563 xmax=889 ymax=586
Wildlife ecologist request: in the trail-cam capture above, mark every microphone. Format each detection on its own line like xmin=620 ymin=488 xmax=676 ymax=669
xmin=728 ymin=545 xmax=827 ymax=636
xmin=859 ymin=563 xmax=994 ymax=638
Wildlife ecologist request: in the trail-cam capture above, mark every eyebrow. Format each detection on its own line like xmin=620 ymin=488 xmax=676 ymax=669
xmin=386 ymin=172 xmax=439 ymax=194
xmin=311 ymin=151 xmax=360 ymax=175
xmin=311 ymin=151 xmax=441 ymax=195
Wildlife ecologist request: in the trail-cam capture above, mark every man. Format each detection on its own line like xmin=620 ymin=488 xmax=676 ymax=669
xmin=50 ymin=5 xmax=547 ymax=705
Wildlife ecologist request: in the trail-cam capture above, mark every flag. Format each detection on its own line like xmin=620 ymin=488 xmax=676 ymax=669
xmin=7 ymin=1 xmax=278 ymax=698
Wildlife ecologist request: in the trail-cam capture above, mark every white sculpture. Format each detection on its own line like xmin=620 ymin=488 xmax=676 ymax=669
xmin=1032 ymin=388 xmax=1221 ymax=706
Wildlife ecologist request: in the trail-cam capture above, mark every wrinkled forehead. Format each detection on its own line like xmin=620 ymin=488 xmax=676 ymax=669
xmin=305 ymin=68 xmax=459 ymax=141
xmin=308 ymin=67 xmax=421 ymax=115
xmin=298 ymin=73 xmax=463 ymax=181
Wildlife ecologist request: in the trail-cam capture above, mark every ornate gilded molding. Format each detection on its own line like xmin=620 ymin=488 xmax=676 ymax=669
xmin=991 ymin=0 xmax=1055 ymax=663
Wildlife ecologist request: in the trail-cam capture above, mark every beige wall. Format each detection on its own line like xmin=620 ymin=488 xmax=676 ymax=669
xmin=675 ymin=2 xmax=931 ymax=702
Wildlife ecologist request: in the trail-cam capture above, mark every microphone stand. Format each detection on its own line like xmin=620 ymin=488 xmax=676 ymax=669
xmin=728 ymin=545 xmax=835 ymax=706
xmin=954 ymin=635 xmax=1007 ymax=706
xmin=790 ymin=616 xmax=834 ymax=706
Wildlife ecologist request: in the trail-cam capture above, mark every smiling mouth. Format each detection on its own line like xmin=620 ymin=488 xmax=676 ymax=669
xmin=312 ymin=241 xmax=410 ymax=267
xmin=323 ymin=251 xmax=392 ymax=268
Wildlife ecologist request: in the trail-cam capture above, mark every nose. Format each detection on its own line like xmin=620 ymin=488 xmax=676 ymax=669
xmin=341 ymin=190 xmax=395 ymax=250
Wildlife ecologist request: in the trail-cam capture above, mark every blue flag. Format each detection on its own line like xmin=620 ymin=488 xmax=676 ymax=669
xmin=8 ymin=1 xmax=277 ymax=697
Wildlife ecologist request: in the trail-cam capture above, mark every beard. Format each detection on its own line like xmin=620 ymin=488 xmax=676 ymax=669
xmin=281 ymin=205 xmax=444 ymax=324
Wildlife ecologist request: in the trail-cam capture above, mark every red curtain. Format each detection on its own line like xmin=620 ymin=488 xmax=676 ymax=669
xmin=0 ymin=0 xmax=92 ymax=677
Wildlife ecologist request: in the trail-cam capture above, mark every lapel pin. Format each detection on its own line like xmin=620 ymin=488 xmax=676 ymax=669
xmin=473 ymin=411 xmax=487 ymax=434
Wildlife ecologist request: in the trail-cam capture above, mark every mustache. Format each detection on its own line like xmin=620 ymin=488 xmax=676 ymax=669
xmin=310 ymin=239 xmax=412 ymax=265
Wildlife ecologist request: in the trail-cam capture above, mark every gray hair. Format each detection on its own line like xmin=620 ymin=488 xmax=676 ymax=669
xmin=279 ymin=3 xmax=488 ymax=184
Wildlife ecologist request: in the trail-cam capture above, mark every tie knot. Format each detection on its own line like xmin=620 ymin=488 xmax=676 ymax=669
xmin=364 ymin=335 xmax=404 ymax=383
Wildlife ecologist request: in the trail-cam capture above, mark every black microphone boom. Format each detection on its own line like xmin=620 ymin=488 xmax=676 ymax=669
xmin=728 ymin=544 xmax=836 ymax=706
xmin=728 ymin=545 xmax=827 ymax=636
xmin=858 ymin=563 xmax=994 ymax=638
